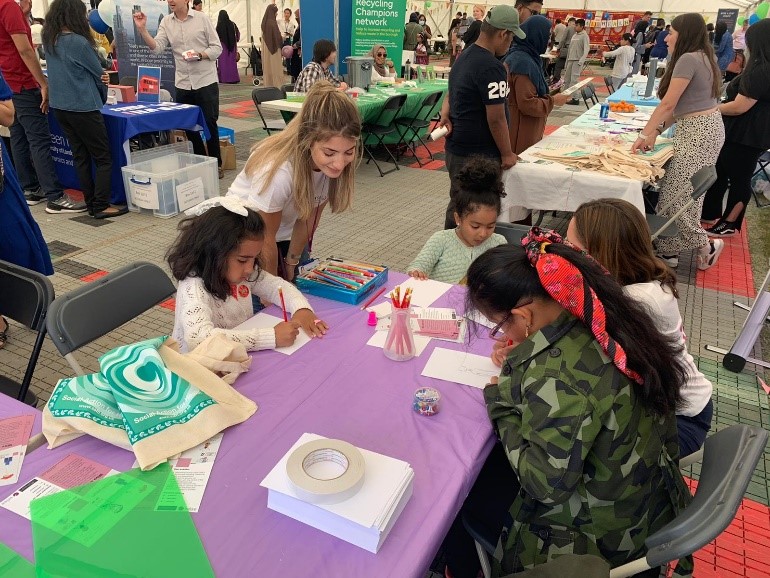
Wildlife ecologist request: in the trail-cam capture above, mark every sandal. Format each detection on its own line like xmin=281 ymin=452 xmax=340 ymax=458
xmin=0 ymin=316 xmax=8 ymax=349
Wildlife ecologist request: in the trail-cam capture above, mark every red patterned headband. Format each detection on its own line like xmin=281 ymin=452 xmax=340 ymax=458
xmin=522 ymin=228 xmax=643 ymax=385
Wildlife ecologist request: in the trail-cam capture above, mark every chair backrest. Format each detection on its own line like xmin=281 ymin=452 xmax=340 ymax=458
xmin=0 ymin=260 xmax=54 ymax=332
xmin=604 ymin=76 xmax=615 ymax=94
xmin=610 ymin=424 xmax=768 ymax=578
xmin=495 ymin=223 xmax=531 ymax=244
xmin=280 ymin=82 xmax=295 ymax=97
xmin=581 ymin=84 xmax=598 ymax=107
xmin=251 ymin=86 xmax=285 ymax=128
xmin=47 ymin=262 xmax=176 ymax=373
xmin=413 ymin=91 xmax=444 ymax=123
xmin=690 ymin=164 xmax=717 ymax=200
xmin=369 ymin=93 xmax=408 ymax=128
xmin=0 ymin=260 xmax=55 ymax=403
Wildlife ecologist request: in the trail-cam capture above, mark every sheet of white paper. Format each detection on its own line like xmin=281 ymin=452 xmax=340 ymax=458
xmin=260 ymin=433 xmax=412 ymax=529
xmin=391 ymin=278 xmax=452 ymax=307
xmin=234 ymin=312 xmax=312 ymax=355
xmin=464 ymin=309 xmax=495 ymax=329
xmin=366 ymin=301 xmax=392 ymax=319
xmin=366 ymin=329 xmax=431 ymax=356
xmin=421 ymin=347 xmax=499 ymax=389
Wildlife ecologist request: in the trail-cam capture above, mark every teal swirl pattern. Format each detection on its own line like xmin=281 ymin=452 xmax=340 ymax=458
xmin=49 ymin=336 xmax=217 ymax=445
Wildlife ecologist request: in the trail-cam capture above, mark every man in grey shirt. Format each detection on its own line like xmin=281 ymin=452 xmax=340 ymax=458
xmin=133 ymin=0 xmax=224 ymax=177
xmin=563 ymin=18 xmax=589 ymax=104
xmin=551 ymin=17 xmax=575 ymax=84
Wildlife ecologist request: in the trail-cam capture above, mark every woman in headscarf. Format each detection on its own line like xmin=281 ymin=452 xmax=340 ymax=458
xmin=504 ymin=15 xmax=569 ymax=155
xmin=261 ymin=3 xmax=284 ymax=88
xmin=216 ymin=10 xmax=240 ymax=84
xmin=369 ymin=43 xmax=395 ymax=82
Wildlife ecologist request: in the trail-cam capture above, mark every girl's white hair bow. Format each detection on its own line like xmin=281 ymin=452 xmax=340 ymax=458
xmin=184 ymin=196 xmax=250 ymax=217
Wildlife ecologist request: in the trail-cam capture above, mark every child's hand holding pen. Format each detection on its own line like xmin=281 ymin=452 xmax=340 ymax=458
xmin=491 ymin=337 xmax=515 ymax=368
xmin=274 ymin=321 xmax=300 ymax=347
xmin=292 ymin=308 xmax=328 ymax=338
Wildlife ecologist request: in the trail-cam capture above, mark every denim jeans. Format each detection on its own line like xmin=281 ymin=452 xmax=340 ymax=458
xmin=10 ymin=88 xmax=64 ymax=200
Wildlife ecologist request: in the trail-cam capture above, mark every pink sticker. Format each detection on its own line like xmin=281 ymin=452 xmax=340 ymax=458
xmin=759 ymin=376 xmax=770 ymax=395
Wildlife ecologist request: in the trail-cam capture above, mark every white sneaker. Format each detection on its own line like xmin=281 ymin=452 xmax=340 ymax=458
xmin=697 ymin=239 xmax=724 ymax=271
xmin=658 ymin=254 xmax=679 ymax=268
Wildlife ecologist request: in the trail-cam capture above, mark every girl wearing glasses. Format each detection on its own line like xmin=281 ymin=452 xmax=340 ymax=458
xmin=369 ymin=44 xmax=395 ymax=82
xmin=448 ymin=229 xmax=691 ymax=576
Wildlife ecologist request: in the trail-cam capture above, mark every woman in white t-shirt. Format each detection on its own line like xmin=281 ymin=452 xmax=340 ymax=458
xmin=566 ymin=199 xmax=714 ymax=457
xmin=227 ymin=81 xmax=360 ymax=280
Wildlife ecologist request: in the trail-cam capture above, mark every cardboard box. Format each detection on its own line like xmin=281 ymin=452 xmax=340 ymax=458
xmin=220 ymin=139 xmax=236 ymax=170
xmin=171 ymin=130 xmax=188 ymax=143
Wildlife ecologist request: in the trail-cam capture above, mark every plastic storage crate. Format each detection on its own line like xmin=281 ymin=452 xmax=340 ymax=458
xmin=122 ymin=143 xmax=218 ymax=218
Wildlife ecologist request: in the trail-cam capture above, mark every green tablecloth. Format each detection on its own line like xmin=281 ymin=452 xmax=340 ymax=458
xmin=278 ymin=81 xmax=448 ymax=145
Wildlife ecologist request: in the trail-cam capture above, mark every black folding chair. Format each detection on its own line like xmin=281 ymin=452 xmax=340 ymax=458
xmin=0 ymin=260 xmax=54 ymax=406
xmin=394 ymin=91 xmax=444 ymax=166
xmin=752 ymin=150 xmax=770 ymax=208
xmin=47 ymin=262 xmax=176 ymax=376
xmin=581 ymin=84 xmax=599 ymax=109
xmin=361 ymin=94 xmax=408 ymax=177
xmin=280 ymin=82 xmax=295 ymax=98
xmin=494 ymin=222 xmax=531 ymax=244
xmin=604 ymin=76 xmax=615 ymax=94
xmin=251 ymin=87 xmax=287 ymax=136
xmin=648 ymin=165 xmax=717 ymax=241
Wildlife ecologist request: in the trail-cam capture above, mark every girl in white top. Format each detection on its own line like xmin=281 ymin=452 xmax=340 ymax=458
xmin=370 ymin=44 xmax=396 ymax=82
xmin=566 ymin=198 xmax=713 ymax=457
xmin=602 ymin=33 xmax=636 ymax=91
xmin=167 ymin=198 xmax=328 ymax=353
xmin=227 ymin=81 xmax=360 ymax=281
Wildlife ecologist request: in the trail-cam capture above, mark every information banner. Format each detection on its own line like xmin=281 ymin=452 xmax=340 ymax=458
xmin=113 ymin=0 xmax=176 ymax=97
xmin=545 ymin=10 xmax=647 ymax=47
xmin=351 ymin=0 xmax=407 ymax=70
xmin=717 ymin=8 xmax=739 ymax=32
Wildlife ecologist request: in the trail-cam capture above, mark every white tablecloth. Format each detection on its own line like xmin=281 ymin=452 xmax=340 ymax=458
xmin=500 ymin=103 xmax=656 ymax=220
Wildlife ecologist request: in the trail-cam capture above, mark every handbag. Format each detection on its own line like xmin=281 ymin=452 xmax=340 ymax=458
xmin=235 ymin=50 xmax=241 ymax=62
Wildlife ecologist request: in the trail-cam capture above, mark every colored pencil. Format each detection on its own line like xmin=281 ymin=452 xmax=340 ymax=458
xmin=278 ymin=287 xmax=288 ymax=322
xmin=360 ymin=286 xmax=387 ymax=310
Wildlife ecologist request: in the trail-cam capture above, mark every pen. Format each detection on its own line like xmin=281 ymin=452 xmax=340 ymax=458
xmin=360 ymin=286 xmax=387 ymax=310
xmin=278 ymin=287 xmax=288 ymax=322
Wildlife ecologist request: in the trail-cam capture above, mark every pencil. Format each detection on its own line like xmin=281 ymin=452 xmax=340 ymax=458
xmin=278 ymin=287 xmax=288 ymax=322
xmin=360 ymin=286 xmax=387 ymax=310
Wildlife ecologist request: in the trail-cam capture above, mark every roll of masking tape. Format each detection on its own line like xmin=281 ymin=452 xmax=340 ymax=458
xmin=413 ymin=387 xmax=440 ymax=416
xmin=286 ymin=439 xmax=366 ymax=504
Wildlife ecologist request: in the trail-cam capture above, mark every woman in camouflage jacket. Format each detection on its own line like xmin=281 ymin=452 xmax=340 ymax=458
xmin=465 ymin=230 xmax=692 ymax=576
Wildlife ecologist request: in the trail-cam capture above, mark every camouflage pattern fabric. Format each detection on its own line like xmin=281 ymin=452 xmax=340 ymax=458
xmin=483 ymin=312 xmax=692 ymax=575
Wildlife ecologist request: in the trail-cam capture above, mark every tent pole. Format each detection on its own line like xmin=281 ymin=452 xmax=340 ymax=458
xmin=334 ymin=0 xmax=339 ymax=72
xmin=246 ymin=0 xmax=252 ymax=47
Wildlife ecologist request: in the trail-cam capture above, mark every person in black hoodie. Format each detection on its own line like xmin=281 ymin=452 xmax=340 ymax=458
xmin=702 ymin=19 xmax=770 ymax=236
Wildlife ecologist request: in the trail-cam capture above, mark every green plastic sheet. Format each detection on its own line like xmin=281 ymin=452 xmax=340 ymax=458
xmin=30 ymin=463 xmax=214 ymax=578
xmin=0 ymin=543 xmax=35 ymax=578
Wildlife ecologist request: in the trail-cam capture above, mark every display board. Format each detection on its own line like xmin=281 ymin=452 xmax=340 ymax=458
xmin=545 ymin=10 xmax=648 ymax=46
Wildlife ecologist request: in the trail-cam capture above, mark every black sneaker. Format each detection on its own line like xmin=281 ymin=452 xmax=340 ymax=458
xmin=24 ymin=189 xmax=46 ymax=205
xmin=45 ymin=194 xmax=88 ymax=214
xmin=707 ymin=220 xmax=738 ymax=238
xmin=568 ymin=98 xmax=581 ymax=105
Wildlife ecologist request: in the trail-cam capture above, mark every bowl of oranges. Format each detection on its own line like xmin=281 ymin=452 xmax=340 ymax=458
xmin=609 ymin=101 xmax=636 ymax=113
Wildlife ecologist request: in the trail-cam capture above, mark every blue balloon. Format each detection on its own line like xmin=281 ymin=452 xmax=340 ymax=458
xmin=749 ymin=13 xmax=761 ymax=24
xmin=88 ymin=9 xmax=109 ymax=34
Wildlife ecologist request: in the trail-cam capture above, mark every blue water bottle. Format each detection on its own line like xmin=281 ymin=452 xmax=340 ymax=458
xmin=600 ymin=103 xmax=609 ymax=119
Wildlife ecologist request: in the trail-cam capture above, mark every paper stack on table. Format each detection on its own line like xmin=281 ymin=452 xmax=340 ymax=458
xmin=260 ymin=433 xmax=414 ymax=553
xmin=0 ymin=414 xmax=34 ymax=486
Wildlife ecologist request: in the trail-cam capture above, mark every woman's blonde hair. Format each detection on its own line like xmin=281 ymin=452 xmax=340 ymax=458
xmin=244 ymin=81 xmax=361 ymax=220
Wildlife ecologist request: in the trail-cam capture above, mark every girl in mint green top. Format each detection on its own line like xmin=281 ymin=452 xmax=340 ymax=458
xmin=408 ymin=157 xmax=507 ymax=284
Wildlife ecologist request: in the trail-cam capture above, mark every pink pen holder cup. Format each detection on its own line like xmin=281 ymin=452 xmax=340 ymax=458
xmin=383 ymin=305 xmax=415 ymax=361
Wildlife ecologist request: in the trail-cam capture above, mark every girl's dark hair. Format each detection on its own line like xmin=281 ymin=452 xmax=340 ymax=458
xmin=659 ymin=13 xmax=721 ymax=100
xmin=465 ymin=243 xmax=686 ymax=416
xmin=741 ymin=19 xmax=770 ymax=94
xmin=42 ymin=0 xmax=96 ymax=55
xmin=453 ymin=156 xmax=507 ymax=219
xmin=622 ymin=33 xmax=633 ymax=43
xmin=166 ymin=207 xmax=266 ymax=301
xmin=714 ymin=20 xmax=727 ymax=44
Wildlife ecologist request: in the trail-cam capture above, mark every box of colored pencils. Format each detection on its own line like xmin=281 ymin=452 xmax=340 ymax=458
xmin=295 ymin=258 xmax=388 ymax=305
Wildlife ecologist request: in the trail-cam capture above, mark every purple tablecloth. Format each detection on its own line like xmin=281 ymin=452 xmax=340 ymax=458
xmin=0 ymin=273 xmax=497 ymax=576
xmin=0 ymin=396 xmax=41 ymax=433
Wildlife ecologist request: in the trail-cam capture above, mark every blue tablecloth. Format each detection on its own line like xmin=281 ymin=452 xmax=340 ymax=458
xmin=606 ymin=84 xmax=661 ymax=107
xmin=48 ymin=103 xmax=209 ymax=204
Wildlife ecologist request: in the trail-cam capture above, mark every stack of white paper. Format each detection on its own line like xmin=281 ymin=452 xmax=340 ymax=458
xmin=260 ymin=433 xmax=414 ymax=553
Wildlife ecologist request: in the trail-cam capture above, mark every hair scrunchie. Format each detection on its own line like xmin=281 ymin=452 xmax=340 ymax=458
xmin=522 ymin=227 xmax=643 ymax=385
